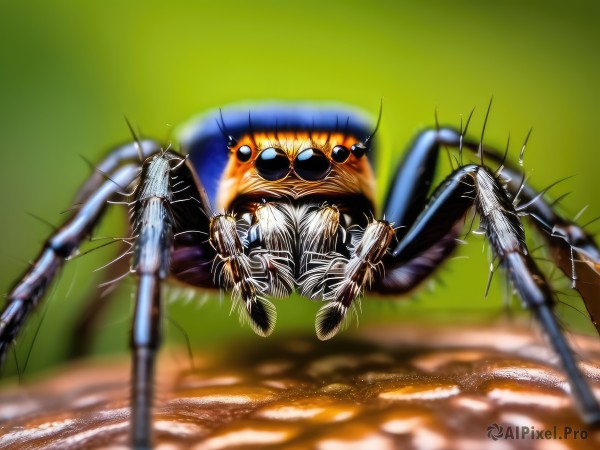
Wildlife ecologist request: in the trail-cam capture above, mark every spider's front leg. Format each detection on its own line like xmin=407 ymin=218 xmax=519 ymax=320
xmin=388 ymin=164 xmax=600 ymax=425
xmin=0 ymin=140 xmax=160 ymax=367
xmin=129 ymin=150 xmax=180 ymax=449
xmin=0 ymin=140 xmax=206 ymax=449
xmin=124 ymin=146 xmax=222 ymax=449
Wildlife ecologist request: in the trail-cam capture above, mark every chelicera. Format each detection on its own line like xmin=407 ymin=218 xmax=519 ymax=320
xmin=2 ymin=102 xmax=600 ymax=448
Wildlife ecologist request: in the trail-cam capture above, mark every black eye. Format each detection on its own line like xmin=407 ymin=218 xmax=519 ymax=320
xmin=226 ymin=135 xmax=238 ymax=148
xmin=331 ymin=145 xmax=350 ymax=163
xmin=255 ymin=147 xmax=290 ymax=181
xmin=236 ymin=145 xmax=252 ymax=162
xmin=351 ymin=143 xmax=367 ymax=158
xmin=294 ymin=148 xmax=331 ymax=181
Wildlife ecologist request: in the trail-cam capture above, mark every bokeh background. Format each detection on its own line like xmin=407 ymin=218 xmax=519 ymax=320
xmin=0 ymin=0 xmax=598 ymax=378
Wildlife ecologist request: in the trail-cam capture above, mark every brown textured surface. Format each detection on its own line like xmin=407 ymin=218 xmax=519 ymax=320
xmin=1 ymin=322 xmax=600 ymax=450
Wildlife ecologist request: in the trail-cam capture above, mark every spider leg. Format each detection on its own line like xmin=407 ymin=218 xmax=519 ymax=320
xmin=481 ymin=150 xmax=600 ymax=334
xmin=76 ymin=140 xmax=161 ymax=203
xmin=383 ymin=127 xmax=600 ymax=333
xmin=376 ymin=129 xmax=469 ymax=293
xmin=0 ymin=164 xmax=141 ymax=367
xmin=72 ymin=145 xmax=217 ymax=357
xmin=129 ymin=150 xmax=180 ymax=449
xmin=383 ymin=128 xmax=452 ymax=237
xmin=70 ymin=140 xmax=163 ymax=358
xmin=454 ymin=130 xmax=600 ymax=324
xmin=390 ymin=164 xmax=600 ymax=425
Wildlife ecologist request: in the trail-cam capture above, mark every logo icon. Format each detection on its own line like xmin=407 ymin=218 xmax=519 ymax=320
xmin=487 ymin=423 xmax=504 ymax=440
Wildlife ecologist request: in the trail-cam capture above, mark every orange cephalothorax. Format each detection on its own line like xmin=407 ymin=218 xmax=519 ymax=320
xmin=216 ymin=131 xmax=375 ymax=211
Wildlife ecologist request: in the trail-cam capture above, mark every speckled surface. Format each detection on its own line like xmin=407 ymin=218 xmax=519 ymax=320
xmin=1 ymin=322 xmax=599 ymax=449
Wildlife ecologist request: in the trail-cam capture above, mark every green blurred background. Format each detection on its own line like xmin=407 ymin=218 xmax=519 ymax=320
xmin=0 ymin=0 xmax=598 ymax=378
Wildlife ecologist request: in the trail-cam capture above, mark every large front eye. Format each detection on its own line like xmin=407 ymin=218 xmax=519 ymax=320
xmin=236 ymin=145 xmax=252 ymax=162
xmin=331 ymin=145 xmax=350 ymax=163
xmin=294 ymin=148 xmax=331 ymax=181
xmin=255 ymin=147 xmax=290 ymax=181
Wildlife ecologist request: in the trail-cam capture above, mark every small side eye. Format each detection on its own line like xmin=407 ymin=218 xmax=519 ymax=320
xmin=294 ymin=148 xmax=331 ymax=181
xmin=331 ymin=145 xmax=350 ymax=163
xmin=256 ymin=147 xmax=290 ymax=181
xmin=226 ymin=135 xmax=238 ymax=148
xmin=350 ymin=143 xmax=367 ymax=158
xmin=236 ymin=145 xmax=252 ymax=162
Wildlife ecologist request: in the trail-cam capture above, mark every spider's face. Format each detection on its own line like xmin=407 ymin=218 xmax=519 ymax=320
xmin=217 ymin=131 xmax=376 ymax=211
xmin=179 ymin=103 xmax=378 ymax=215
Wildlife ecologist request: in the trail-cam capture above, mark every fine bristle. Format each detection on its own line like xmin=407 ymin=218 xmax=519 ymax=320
xmin=315 ymin=302 xmax=347 ymax=341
